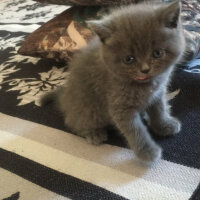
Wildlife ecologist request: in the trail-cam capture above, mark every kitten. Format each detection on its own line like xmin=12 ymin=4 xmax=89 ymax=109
xmin=41 ymin=1 xmax=185 ymax=163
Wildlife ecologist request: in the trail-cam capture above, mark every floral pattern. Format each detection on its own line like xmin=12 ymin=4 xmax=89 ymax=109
xmin=183 ymin=58 xmax=200 ymax=73
xmin=0 ymin=48 xmax=68 ymax=106
xmin=0 ymin=0 xmax=67 ymax=24
xmin=6 ymin=67 xmax=68 ymax=106
xmin=0 ymin=0 xmax=69 ymax=107
xmin=0 ymin=66 xmax=19 ymax=90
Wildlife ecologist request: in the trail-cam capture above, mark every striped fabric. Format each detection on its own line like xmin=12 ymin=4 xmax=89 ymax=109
xmin=0 ymin=113 xmax=199 ymax=200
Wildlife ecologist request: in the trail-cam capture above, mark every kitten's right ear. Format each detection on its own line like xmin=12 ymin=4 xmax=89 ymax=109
xmin=159 ymin=1 xmax=181 ymax=29
xmin=87 ymin=20 xmax=112 ymax=43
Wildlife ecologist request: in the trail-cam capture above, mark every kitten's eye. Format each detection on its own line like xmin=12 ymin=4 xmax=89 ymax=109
xmin=153 ymin=49 xmax=164 ymax=58
xmin=122 ymin=55 xmax=136 ymax=65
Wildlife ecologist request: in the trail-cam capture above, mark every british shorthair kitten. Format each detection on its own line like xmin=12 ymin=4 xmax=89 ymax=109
xmin=41 ymin=1 xmax=185 ymax=163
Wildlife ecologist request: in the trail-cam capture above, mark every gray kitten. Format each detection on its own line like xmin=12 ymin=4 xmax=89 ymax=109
xmin=41 ymin=1 xmax=185 ymax=163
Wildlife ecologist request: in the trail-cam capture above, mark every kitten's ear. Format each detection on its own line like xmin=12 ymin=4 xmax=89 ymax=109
xmin=87 ymin=20 xmax=112 ymax=43
xmin=159 ymin=1 xmax=181 ymax=29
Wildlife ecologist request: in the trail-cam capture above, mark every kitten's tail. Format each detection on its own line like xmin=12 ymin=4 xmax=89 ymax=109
xmin=40 ymin=87 xmax=63 ymax=106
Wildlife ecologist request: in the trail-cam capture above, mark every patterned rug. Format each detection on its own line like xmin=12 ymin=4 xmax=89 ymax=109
xmin=0 ymin=0 xmax=200 ymax=199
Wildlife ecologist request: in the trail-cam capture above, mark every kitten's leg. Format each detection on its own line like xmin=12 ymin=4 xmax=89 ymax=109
xmin=110 ymin=107 xmax=162 ymax=163
xmin=64 ymin=116 xmax=108 ymax=145
xmin=78 ymin=128 xmax=108 ymax=145
xmin=147 ymin=95 xmax=181 ymax=136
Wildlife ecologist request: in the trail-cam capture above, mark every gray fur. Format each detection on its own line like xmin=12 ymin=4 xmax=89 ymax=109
xmin=41 ymin=1 xmax=185 ymax=163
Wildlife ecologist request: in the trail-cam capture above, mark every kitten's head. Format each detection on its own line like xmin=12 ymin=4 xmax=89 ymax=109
xmin=88 ymin=1 xmax=185 ymax=83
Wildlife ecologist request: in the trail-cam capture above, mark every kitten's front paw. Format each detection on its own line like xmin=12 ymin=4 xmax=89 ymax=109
xmin=136 ymin=142 xmax=162 ymax=163
xmin=153 ymin=117 xmax=181 ymax=137
xmin=86 ymin=130 xmax=108 ymax=145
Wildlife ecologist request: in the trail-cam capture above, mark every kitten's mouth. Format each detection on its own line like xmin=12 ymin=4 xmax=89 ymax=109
xmin=134 ymin=76 xmax=149 ymax=82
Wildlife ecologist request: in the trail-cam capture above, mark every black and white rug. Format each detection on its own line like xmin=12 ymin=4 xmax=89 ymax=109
xmin=0 ymin=0 xmax=200 ymax=199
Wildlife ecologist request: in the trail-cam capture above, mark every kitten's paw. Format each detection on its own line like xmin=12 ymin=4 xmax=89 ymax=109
xmin=153 ymin=117 xmax=181 ymax=136
xmin=86 ymin=129 xmax=108 ymax=145
xmin=136 ymin=143 xmax=162 ymax=163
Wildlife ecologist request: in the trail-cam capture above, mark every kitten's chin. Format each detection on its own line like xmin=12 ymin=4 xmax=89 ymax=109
xmin=133 ymin=79 xmax=151 ymax=83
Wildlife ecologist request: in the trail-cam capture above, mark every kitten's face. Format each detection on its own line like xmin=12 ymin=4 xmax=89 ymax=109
xmin=90 ymin=2 xmax=185 ymax=83
xmin=101 ymin=23 xmax=184 ymax=82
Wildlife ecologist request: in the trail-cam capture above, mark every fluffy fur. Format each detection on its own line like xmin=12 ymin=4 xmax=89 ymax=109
xmin=41 ymin=1 xmax=185 ymax=163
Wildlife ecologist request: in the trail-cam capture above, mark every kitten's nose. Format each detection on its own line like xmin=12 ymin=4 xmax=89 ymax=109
xmin=140 ymin=64 xmax=150 ymax=74
xmin=141 ymin=68 xmax=150 ymax=74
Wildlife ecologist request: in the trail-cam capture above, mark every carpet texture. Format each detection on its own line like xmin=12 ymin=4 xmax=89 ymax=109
xmin=0 ymin=0 xmax=200 ymax=199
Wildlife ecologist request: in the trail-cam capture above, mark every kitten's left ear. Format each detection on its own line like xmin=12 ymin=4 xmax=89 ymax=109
xmin=87 ymin=20 xmax=112 ymax=43
xmin=159 ymin=1 xmax=181 ymax=29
